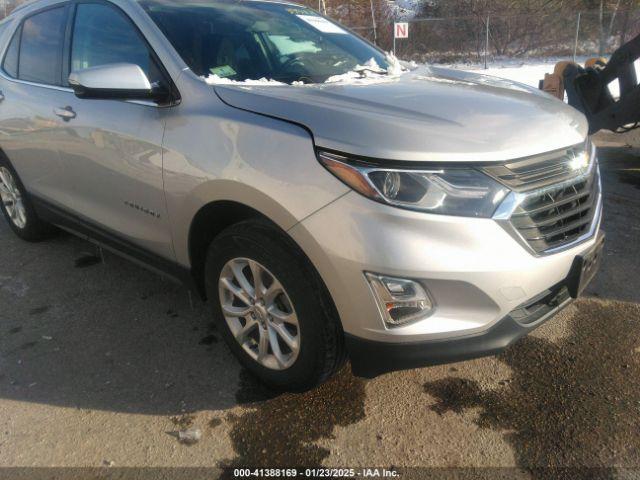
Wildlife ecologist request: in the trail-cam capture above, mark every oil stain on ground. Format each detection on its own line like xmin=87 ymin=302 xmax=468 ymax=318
xmin=29 ymin=305 xmax=50 ymax=315
xmin=74 ymin=254 xmax=102 ymax=269
xmin=423 ymin=299 xmax=640 ymax=478
xmin=618 ymin=169 xmax=640 ymax=190
xmin=199 ymin=334 xmax=219 ymax=345
xmin=223 ymin=367 xmax=366 ymax=469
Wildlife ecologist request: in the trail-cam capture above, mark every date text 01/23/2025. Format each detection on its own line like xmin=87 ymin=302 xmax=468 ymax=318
xmin=233 ymin=468 xmax=401 ymax=478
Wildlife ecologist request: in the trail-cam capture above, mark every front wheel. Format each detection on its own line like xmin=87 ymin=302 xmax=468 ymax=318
xmin=205 ymin=220 xmax=346 ymax=391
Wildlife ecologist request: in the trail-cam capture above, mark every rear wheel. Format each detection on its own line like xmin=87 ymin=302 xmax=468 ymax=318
xmin=205 ymin=219 xmax=345 ymax=391
xmin=0 ymin=158 xmax=55 ymax=242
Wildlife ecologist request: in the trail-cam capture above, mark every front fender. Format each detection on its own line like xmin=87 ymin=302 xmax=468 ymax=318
xmin=161 ymin=83 xmax=349 ymax=267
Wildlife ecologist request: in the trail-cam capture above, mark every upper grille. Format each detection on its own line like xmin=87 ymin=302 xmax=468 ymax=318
xmin=487 ymin=143 xmax=601 ymax=254
xmin=483 ymin=144 xmax=591 ymax=192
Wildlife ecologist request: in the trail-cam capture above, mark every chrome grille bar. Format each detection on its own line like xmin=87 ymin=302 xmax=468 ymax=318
xmin=514 ymin=201 xmax=595 ymax=229
xmin=484 ymin=142 xmax=592 ymax=192
xmin=491 ymin=141 xmax=601 ymax=255
xmin=512 ymin=189 xmax=591 ymax=217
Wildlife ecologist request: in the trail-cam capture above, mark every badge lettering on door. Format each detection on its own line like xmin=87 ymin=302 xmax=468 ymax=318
xmin=124 ymin=200 xmax=161 ymax=219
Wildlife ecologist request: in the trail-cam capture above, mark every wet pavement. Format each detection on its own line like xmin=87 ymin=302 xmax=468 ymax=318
xmin=0 ymin=134 xmax=639 ymax=477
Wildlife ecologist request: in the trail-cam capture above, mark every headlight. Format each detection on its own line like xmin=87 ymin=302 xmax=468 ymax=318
xmin=318 ymin=151 xmax=510 ymax=218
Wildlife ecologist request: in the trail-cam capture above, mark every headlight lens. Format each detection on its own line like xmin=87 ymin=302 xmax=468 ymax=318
xmin=319 ymin=151 xmax=509 ymax=218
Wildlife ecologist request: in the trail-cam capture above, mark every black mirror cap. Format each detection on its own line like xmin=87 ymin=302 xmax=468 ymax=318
xmin=70 ymin=83 xmax=172 ymax=103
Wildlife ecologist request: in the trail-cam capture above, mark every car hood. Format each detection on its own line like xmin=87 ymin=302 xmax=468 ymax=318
xmin=212 ymin=66 xmax=588 ymax=163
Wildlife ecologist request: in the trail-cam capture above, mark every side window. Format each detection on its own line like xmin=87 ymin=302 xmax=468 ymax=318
xmin=71 ymin=3 xmax=162 ymax=86
xmin=3 ymin=25 xmax=20 ymax=78
xmin=18 ymin=7 xmax=67 ymax=85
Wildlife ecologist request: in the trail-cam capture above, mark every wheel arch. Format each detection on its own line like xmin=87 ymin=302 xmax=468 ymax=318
xmin=188 ymin=200 xmax=270 ymax=298
xmin=186 ymin=198 xmax=344 ymax=343
xmin=186 ymin=198 xmax=333 ymax=306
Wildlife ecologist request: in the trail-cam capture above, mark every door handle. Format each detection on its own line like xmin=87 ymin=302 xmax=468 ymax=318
xmin=54 ymin=106 xmax=76 ymax=121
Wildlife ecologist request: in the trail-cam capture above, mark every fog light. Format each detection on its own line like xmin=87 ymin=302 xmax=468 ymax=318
xmin=365 ymin=273 xmax=434 ymax=328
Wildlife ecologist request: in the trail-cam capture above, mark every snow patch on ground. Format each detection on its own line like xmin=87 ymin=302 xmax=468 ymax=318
xmin=445 ymin=57 xmax=640 ymax=99
xmin=388 ymin=0 xmax=429 ymax=19
xmin=445 ymin=58 xmax=580 ymax=88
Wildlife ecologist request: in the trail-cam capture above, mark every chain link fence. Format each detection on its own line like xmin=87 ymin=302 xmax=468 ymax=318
xmin=380 ymin=9 xmax=640 ymax=65
xmin=293 ymin=2 xmax=640 ymax=66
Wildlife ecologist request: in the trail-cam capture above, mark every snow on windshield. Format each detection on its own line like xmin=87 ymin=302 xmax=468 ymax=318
xmin=201 ymin=53 xmax=415 ymax=87
xmin=324 ymin=54 xmax=408 ymax=84
xmin=202 ymin=75 xmax=288 ymax=86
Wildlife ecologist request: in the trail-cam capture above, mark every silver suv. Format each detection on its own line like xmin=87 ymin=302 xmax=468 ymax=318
xmin=0 ymin=0 xmax=604 ymax=390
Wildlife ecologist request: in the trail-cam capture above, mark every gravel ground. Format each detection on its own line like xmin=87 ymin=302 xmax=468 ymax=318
xmin=0 ymin=132 xmax=638 ymax=478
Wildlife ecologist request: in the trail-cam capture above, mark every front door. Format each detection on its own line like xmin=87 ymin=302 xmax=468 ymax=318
xmin=56 ymin=1 xmax=174 ymax=259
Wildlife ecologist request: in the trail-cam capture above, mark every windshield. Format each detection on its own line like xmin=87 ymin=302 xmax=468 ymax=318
xmin=139 ymin=0 xmax=390 ymax=84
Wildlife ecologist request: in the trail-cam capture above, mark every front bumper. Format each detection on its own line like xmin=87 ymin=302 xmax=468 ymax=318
xmin=346 ymin=277 xmax=575 ymax=378
xmin=288 ymin=189 xmax=604 ymax=376
xmin=348 ymin=230 xmax=604 ymax=377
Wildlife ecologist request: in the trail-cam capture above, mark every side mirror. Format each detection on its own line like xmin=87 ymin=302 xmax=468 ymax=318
xmin=68 ymin=63 xmax=160 ymax=100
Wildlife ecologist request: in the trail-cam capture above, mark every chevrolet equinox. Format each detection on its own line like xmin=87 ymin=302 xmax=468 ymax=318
xmin=0 ymin=0 xmax=604 ymax=389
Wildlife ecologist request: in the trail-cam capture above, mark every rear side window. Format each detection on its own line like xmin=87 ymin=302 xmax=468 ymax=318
xmin=71 ymin=3 xmax=163 ymax=85
xmin=3 ymin=26 xmax=20 ymax=78
xmin=18 ymin=7 xmax=67 ymax=85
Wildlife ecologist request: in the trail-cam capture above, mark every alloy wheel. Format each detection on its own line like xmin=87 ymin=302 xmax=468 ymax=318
xmin=0 ymin=167 xmax=27 ymax=229
xmin=218 ymin=257 xmax=301 ymax=370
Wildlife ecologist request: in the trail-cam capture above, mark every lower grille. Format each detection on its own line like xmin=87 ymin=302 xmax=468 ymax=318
xmin=509 ymin=166 xmax=600 ymax=253
xmin=510 ymin=285 xmax=571 ymax=326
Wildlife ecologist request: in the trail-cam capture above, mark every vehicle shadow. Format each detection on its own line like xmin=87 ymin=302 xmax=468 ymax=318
xmin=0 ymin=226 xmax=243 ymax=415
xmin=0 ymin=221 xmax=367 ymax=425
xmin=586 ymin=145 xmax=640 ymax=304
xmin=0 ymin=220 xmax=368 ymax=467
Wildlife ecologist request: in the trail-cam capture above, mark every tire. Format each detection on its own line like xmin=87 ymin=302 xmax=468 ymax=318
xmin=205 ymin=219 xmax=346 ymax=391
xmin=0 ymin=156 xmax=56 ymax=242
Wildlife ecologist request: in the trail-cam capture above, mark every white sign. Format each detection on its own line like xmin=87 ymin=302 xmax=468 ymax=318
xmin=297 ymin=15 xmax=348 ymax=35
xmin=394 ymin=22 xmax=409 ymax=39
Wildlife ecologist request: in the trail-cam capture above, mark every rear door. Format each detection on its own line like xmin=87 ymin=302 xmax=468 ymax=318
xmin=0 ymin=4 xmax=75 ymax=208
xmin=55 ymin=0 xmax=174 ymax=259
